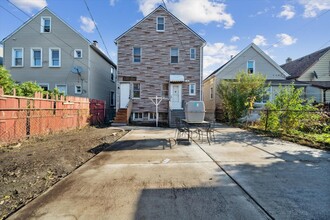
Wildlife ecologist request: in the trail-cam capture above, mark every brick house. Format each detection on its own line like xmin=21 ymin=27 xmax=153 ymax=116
xmin=113 ymin=5 xmax=205 ymax=126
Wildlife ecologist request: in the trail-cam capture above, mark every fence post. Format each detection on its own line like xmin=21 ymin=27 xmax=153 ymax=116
xmin=265 ymin=109 xmax=269 ymax=131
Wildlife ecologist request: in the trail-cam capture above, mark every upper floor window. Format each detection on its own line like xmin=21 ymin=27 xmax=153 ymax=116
xmin=74 ymin=49 xmax=82 ymax=58
xmin=190 ymin=48 xmax=196 ymax=60
xmin=49 ymin=48 xmax=61 ymax=67
xmin=31 ymin=48 xmax=42 ymax=67
xmin=133 ymin=47 xmax=141 ymax=63
xmin=189 ymin=83 xmax=196 ymax=95
xmin=247 ymin=60 xmax=255 ymax=74
xmin=110 ymin=67 xmax=115 ymax=81
xmin=156 ymin=16 xmax=165 ymax=31
xmin=170 ymin=48 xmax=179 ymax=64
xmin=133 ymin=83 xmax=140 ymax=98
xmin=41 ymin=17 xmax=51 ymax=33
xmin=12 ymin=48 xmax=23 ymax=67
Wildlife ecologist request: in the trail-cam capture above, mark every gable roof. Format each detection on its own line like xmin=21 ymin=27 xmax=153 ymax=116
xmin=281 ymin=46 xmax=330 ymax=79
xmin=203 ymin=43 xmax=289 ymax=81
xmin=115 ymin=5 xmax=206 ymax=44
xmin=1 ymin=7 xmax=90 ymax=44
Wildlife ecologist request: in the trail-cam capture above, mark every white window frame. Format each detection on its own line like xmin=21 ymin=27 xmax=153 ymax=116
xmin=31 ymin=48 xmax=42 ymax=67
xmin=190 ymin=48 xmax=196 ymax=60
xmin=75 ymin=85 xmax=82 ymax=94
xmin=162 ymin=83 xmax=169 ymax=97
xmin=210 ymin=87 xmax=214 ymax=100
xmin=170 ymin=48 xmax=179 ymax=64
xmin=49 ymin=48 xmax=61 ymax=67
xmin=133 ymin=47 xmax=141 ymax=63
xmin=55 ymin=84 xmax=67 ymax=95
xmin=156 ymin=16 xmax=165 ymax=31
xmin=247 ymin=60 xmax=255 ymax=74
xmin=38 ymin=83 xmax=49 ymax=91
xmin=189 ymin=83 xmax=196 ymax=96
xmin=133 ymin=112 xmax=143 ymax=121
xmin=133 ymin=83 xmax=141 ymax=99
xmin=74 ymin=49 xmax=82 ymax=58
xmin=148 ymin=112 xmax=156 ymax=121
xmin=12 ymin=48 xmax=24 ymax=67
xmin=41 ymin=16 xmax=51 ymax=33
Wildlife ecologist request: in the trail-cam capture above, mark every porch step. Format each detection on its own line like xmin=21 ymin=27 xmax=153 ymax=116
xmin=113 ymin=108 xmax=129 ymax=125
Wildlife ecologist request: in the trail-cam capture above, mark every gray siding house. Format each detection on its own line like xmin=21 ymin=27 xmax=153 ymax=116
xmin=1 ymin=7 xmax=116 ymax=119
xmin=281 ymin=46 xmax=330 ymax=103
xmin=203 ymin=43 xmax=303 ymax=121
xmin=114 ymin=5 xmax=206 ymax=126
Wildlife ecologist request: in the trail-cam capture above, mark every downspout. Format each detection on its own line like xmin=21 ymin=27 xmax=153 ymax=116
xmin=200 ymin=42 xmax=206 ymax=101
xmin=88 ymin=46 xmax=91 ymax=98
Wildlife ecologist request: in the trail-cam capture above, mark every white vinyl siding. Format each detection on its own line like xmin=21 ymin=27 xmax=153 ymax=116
xmin=31 ymin=48 xmax=42 ymax=67
xmin=12 ymin=48 xmax=23 ymax=67
xmin=49 ymin=48 xmax=61 ymax=67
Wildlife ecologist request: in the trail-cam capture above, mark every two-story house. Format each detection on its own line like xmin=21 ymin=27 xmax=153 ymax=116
xmin=113 ymin=5 xmax=205 ymax=127
xmin=1 ymin=7 xmax=117 ymax=120
xmin=203 ymin=43 xmax=307 ymax=121
xmin=281 ymin=46 xmax=330 ymax=104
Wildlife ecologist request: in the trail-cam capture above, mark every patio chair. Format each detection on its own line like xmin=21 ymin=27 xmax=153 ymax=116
xmin=175 ymin=118 xmax=189 ymax=139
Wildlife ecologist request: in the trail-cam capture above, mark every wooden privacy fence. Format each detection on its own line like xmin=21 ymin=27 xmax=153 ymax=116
xmin=0 ymin=88 xmax=105 ymax=144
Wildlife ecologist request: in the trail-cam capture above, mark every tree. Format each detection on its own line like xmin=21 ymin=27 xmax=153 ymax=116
xmin=16 ymin=81 xmax=44 ymax=97
xmin=216 ymin=71 xmax=267 ymax=122
xmin=0 ymin=66 xmax=16 ymax=95
xmin=261 ymin=84 xmax=318 ymax=133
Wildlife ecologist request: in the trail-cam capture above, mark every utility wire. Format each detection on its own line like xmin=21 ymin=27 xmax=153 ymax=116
xmin=83 ymin=0 xmax=112 ymax=59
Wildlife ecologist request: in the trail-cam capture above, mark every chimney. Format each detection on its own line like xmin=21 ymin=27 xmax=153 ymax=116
xmin=93 ymin=40 xmax=98 ymax=47
xmin=230 ymin=55 xmax=234 ymax=59
xmin=286 ymin=57 xmax=292 ymax=63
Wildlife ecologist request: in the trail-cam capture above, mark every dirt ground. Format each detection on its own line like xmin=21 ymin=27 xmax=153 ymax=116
xmin=0 ymin=126 xmax=127 ymax=219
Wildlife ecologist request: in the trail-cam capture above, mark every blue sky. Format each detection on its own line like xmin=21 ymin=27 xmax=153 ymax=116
xmin=0 ymin=0 xmax=329 ymax=78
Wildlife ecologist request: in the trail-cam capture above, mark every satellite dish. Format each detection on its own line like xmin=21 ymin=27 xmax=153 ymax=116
xmin=313 ymin=71 xmax=318 ymax=79
xmin=71 ymin=66 xmax=83 ymax=75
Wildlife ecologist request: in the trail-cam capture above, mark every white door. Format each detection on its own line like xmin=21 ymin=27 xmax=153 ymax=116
xmin=170 ymin=84 xmax=182 ymax=109
xmin=120 ymin=83 xmax=130 ymax=108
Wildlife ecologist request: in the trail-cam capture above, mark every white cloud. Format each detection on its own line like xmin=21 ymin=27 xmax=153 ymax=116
xmin=252 ymin=35 xmax=267 ymax=46
xmin=203 ymin=42 xmax=239 ymax=78
xmin=277 ymin=4 xmax=295 ymax=20
xmin=109 ymin=0 xmax=118 ymax=6
xmin=138 ymin=0 xmax=235 ymax=28
xmin=230 ymin=36 xmax=240 ymax=42
xmin=299 ymin=0 xmax=330 ymax=18
xmin=80 ymin=16 xmax=96 ymax=33
xmin=9 ymin=0 xmax=47 ymax=14
xmin=274 ymin=33 xmax=297 ymax=47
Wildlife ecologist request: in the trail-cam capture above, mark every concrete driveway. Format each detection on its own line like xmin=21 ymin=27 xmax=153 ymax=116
xmin=9 ymin=125 xmax=330 ymax=220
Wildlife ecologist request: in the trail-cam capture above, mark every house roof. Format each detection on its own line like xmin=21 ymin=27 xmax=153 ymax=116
xmin=114 ymin=5 xmax=206 ymax=44
xmin=203 ymin=43 xmax=289 ymax=82
xmin=308 ymin=81 xmax=330 ymax=89
xmin=90 ymin=45 xmax=116 ymax=68
xmin=280 ymin=46 xmax=330 ymax=79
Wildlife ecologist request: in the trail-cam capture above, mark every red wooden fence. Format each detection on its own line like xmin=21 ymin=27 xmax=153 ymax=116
xmin=0 ymin=88 xmax=105 ymax=144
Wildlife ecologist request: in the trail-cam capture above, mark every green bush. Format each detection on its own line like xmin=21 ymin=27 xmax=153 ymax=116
xmin=0 ymin=66 xmax=16 ymax=95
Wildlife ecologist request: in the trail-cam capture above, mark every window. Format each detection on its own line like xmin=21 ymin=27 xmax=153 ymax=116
xmin=247 ymin=60 xmax=255 ymax=74
xmin=133 ymin=47 xmax=141 ymax=63
xmin=74 ymin=49 xmax=82 ymax=58
xmin=75 ymin=85 xmax=82 ymax=94
xmin=133 ymin=112 xmax=143 ymax=121
xmin=38 ymin=83 xmax=49 ymax=91
xmin=189 ymin=83 xmax=196 ymax=95
xmin=56 ymin=84 xmax=67 ymax=95
xmin=170 ymin=48 xmax=179 ymax=64
xmin=110 ymin=91 xmax=115 ymax=106
xmin=31 ymin=48 xmax=42 ymax=67
xmin=110 ymin=67 xmax=115 ymax=81
xmin=210 ymin=87 xmax=213 ymax=99
xmin=133 ymin=83 xmax=140 ymax=98
xmin=156 ymin=16 xmax=165 ymax=31
xmin=41 ymin=17 xmax=51 ymax=33
xmin=190 ymin=48 xmax=196 ymax=60
xmin=49 ymin=48 xmax=61 ymax=67
xmin=162 ymin=83 xmax=169 ymax=97
xmin=148 ymin=112 xmax=156 ymax=121
xmin=12 ymin=48 xmax=23 ymax=67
